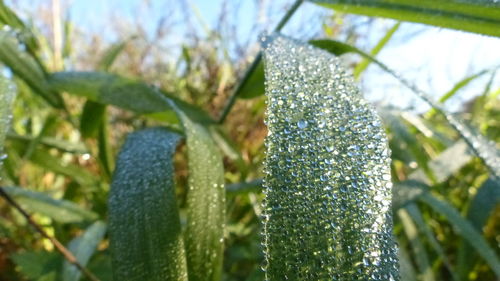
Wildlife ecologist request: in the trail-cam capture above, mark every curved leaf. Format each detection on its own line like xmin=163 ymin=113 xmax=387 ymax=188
xmin=48 ymin=71 xmax=214 ymax=124
xmin=172 ymin=108 xmax=225 ymax=281
xmin=108 ymin=127 xmax=187 ymax=281
xmin=311 ymin=0 xmax=500 ymax=37
xmin=261 ymin=34 xmax=398 ymax=280
xmin=0 ymin=32 xmax=63 ymax=108
xmin=1 ymin=186 xmax=97 ymax=223
xmin=62 ymin=221 xmax=107 ymax=281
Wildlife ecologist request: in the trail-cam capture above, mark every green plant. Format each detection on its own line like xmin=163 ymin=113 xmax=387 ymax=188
xmin=0 ymin=0 xmax=499 ymax=280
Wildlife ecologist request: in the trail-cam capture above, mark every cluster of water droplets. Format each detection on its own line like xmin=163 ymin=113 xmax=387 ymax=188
xmin=261 ymin=35 xmax=399 ymax=280
xmin=0 ymin=75 xmax=16 ymax=166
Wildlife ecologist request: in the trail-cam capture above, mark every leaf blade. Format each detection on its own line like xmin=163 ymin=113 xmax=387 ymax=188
xmin=311 ymin=0 xmax=500 ymax=37
xmin=108 ymin=127 xmax=187 ymax=281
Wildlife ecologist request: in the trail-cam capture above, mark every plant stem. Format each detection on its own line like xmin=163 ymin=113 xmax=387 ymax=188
xmin=217 ymin=0 xmax=303 ymax=124
xmin=0 ymin=187 xmax=101 ymax=281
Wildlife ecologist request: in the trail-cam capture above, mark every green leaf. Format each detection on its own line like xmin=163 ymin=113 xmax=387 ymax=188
xmin=261 ymin=34 xmax=398 ymax=280
xmin=29 ymin=148 xmax=97 ymax=187
xmin=419 ymin=192 xmax=500 ymax=277
xmin=353 ymin=22 xmax=400 ymax=79
xmin=80 ymin=101 xmax=106 ymax=138
xmin=237 ymin=54 xmax=265 ymax=99
xmin=48 ymin=71 xmax=213 ymax=124
xmin=398 ymin=208 xmax=435 ymax=281
xmin=11 ymin=251 xmax=61 ymax=281
xmin=457 ymin=178 xmax=500 ymax=279
xmin=1 ymin=186 xmax=97 ymax=223
xmin=426 ymin=68 xmax=491 ymax=118
xmin=405 ymin=203 xmax=458 ymax=281
xmin=0 ymin=74 xmax=15 ymax=153
xmin=7 ymin=133 xmax=88 ymax=154
xmin=311 ymin=0 xmax=500 ymax=37
xmin=0 ymin=32 xmax=63 ymax=108
xmin=173 ymin=109 xmax=225 ymax=281
xmin=62 ymin=221 xmax=107 ymax=281
xmin=97 ymin=40 xmax=129 ymax=71
xmin=108 ymin=127 xmax=187 ymax=281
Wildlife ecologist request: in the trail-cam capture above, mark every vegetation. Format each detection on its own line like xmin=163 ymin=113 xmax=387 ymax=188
xmin=0 ymin=0 xmax=499 ymax=280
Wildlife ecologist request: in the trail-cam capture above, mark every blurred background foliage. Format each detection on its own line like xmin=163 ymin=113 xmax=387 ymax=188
xmin=0 ymin=0 xmax=499 ymax=280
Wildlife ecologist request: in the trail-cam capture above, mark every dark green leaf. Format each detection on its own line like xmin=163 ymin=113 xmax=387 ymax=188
xmin=311 ymin=0 xmax=500 ymax=37
xmin=109 ymin=127 xmax=187 ymax=281
xmin=2 ymin=186 xmax=97 ymax=223
xmin=80 ymin=101 xmax=106 ymax=138
xmin=174 ymin=109 xmax=225 ymax=281
xmin=49 ymin=71 xmax=213 ymax=124
xmin=98 ymin=39 xmax=130 ymax=71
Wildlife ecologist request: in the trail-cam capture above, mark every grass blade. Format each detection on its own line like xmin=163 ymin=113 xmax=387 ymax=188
xmin=172 ymin=109 xmax=225 ymax=281
xmin=405 ymin=203 xmax=458 ymax=281
xmin=261 ymin=34 xmax=398 ymax=280
xmin=62 ymin=221 xmax=107 ymax=281
xmin=353 ymin=22 xmax=400 ymax=79
xmin=0 ymin=32 xmax=63 ymax=108
xmin=398 ymin=208 xmax=435 ymax=281
xmin=49 ymin=71 xmax=213 ymax=124
xmin=419 ymin=192 xmax=500 ymax=277
xmin=311 ymin=0 xmax=500 ymax=37
xmin=1 ymin=186 xmax=97 ymax=223
xmin=108 ymin=127 xmax=187 ymax=281
xmin=457 ymin=178 xmax=500 ymax=279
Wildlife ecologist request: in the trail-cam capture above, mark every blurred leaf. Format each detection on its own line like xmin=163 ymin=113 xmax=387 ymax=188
xmin=49 ymin=71 xmax=213 ymax=124
xmin=97 ymin=112 xmax=114 ymax=180
xmin=62 ymin=221 xmax=107 ymax=281
xmin=174 ymin=108 xmax=225 ymax=281
xmin=419 ymin=192 xmax=500 ymax=277
xmin=11 ymin=251 xmax=61 ymax=281
xmin=237 ymin=55 xmax=265 ymax=99
xmin=7 ymin=133 xmax=88 ymax=154
xmin=458 ymin=178 xmax=500 ymax=279
xmin=29 ymin=149 xmax=96 ymax=187
xmin=0 ymin=1 xmax=40 ymax=58
xmin=80 ymin=101 xmax=106 ymax=138
xmin=97 ymin=40 xmax=129 ymax=71
xmin=398 ymin=241 xmax=418 ymax=281
xmin=405 ymin=203 xmax=458 ymax=281
xmin=398 ymin=208 xmax=435 ymax=281
xmin=409 ymin=140 xmax=473 ymax=184
xmin=353 ymin=22 xmax=400 ymax=79
xmin=311 ymin=0 xmax=500 ymax=37
xmin=108 ymin=127 xmax=187 ymax=281
xmin=0 ymin=32 xmax=63 ymax=108
xmin=2 ymin=186 xmax=97 ymax=223
xmin=87 ymin=254 xmax=112 ymax=281
xmin=426 ymin=68 xmax=491 ymax=118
